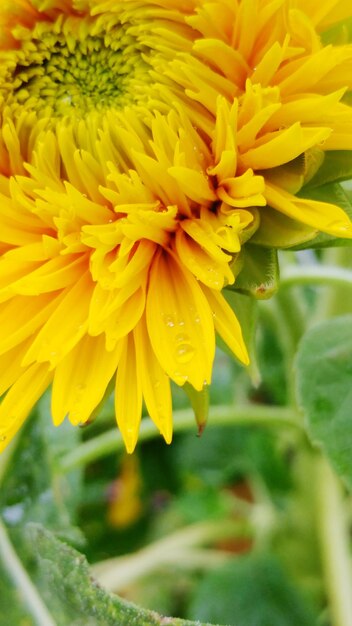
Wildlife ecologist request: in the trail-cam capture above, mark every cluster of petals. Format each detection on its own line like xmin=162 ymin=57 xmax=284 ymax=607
xmin=0 ymin=0 xmax=352 ymax=452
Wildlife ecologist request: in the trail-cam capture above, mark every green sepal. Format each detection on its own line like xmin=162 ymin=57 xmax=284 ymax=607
xmin=251 ymin=206 xmax=317 ymax=249
xmin=183 ymin=382 xmax=209 ymax=436
xmin=306 ymin=151 xmax=352 ymax=189
xmin=229 ymin=245 xmax=279 ymax=300
xmin=263 ymin=149 xmax=324 ymax=195
xmin=322 ymin=16 xmax=352 ymax=45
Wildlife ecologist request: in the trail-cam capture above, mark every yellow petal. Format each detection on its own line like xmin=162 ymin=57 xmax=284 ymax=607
xmin=11 ymin=254 xmax=89 ymax=295
xmin=146 ymin=251 xmax=215 ymax=391
xmin=175 ymin=228 xmax=234 ymax=289
xmin=0 ymin=338 xmax=32 ymax=396
xmin=201 ymin=286 xmax=249 ymax=366
xmin=240 ymin=124 xmax=331 ymax=170
xmin=265 ymin=182 xmax=352 ymax=237
xmin=218 ymin=169 xmax=266 ymax=207
xmin=115 ymin=334 xmax=143 ymax=454
xmin=22 ymin=272 xmax=93 ymax=368
xmin=0 ymin=293 xmax=58 ymax=355
xmin=103 ymin=287 xmax=146 ymax=349
xmin=0 ymin=363 xmax=52 ymax=452
xmin=134 ymin=314 xmax=173 ymax=444
xmin=181 ymin=219 xmax=231 ymax=263
xmin=52 ymin=334 xmax=122 ymax=426
xmin=168 ymin=166 xmax=216 ymax=204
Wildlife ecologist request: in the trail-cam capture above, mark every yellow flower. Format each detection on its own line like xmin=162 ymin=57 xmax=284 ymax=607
xmin=0 ymin=0 xmax=351 ymax=453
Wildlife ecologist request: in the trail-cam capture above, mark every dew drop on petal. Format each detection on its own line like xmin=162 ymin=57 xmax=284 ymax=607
xmin=174 ymin=342 xmax=195 ymax=364
xmin=163 ymin=314 xmax=175 ymax=328
xmin=173 ymin=372 xmax=189 ymax=385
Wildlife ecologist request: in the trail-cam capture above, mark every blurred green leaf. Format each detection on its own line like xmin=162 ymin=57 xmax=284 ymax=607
xmin=0 ymin=394 xmax=83 ymax=543
xmin=187 ymin=554 xmax=318 ymax=625
xmin=295 ymin=316 xmax=352 ymax=487
xmin=0 ymin=397 xmax=85 ymax=625
xmin=172 ymin=425 xmax=291 ymax=498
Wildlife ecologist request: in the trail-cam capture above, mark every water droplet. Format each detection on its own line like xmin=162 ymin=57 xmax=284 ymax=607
xmin=173 ymin=372 xmax=189 ymax=385
xmin=0 ymin=435 xmax=7 ymax=442
xmin=163 ymin=314 xmax=175 ymax=328
xmin=175 ymin=333 xmax=190 ymax=345
xmin=174 ymin=342 xmax=195 ymax=364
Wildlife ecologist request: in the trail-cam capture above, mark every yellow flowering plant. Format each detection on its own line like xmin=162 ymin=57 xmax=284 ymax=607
xmin=0 ymin=2 xmax=352 ymax=625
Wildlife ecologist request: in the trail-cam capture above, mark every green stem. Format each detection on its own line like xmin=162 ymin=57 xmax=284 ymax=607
xmin=59 ymin=404 xmax=300 ymax=473
xmin=314 ymin=457 xmax=352 ymax=626
xmin=92 ymin=520 xmax=244 ymax=592
xmin=0 ymin=519 xmax=56 ymax=626
xmin=280 ymin=265 xmax=352 ymax=291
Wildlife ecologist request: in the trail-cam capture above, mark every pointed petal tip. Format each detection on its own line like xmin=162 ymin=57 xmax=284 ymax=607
xmin=122 ymin=429 xmax=138 ymax=455
xmin=197 ymin=421 xmax=207 ymax=437
xmin=161 ymin=426 xmax=173 ymax=445
xmin=0 ymin=433 xmax=10 ymax=453
xmin=242 ymin=351 xmax=250 ymax=367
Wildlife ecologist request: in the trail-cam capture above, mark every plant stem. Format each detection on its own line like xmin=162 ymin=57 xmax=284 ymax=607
xmin=92 ymin=520 xmax=242 ymax=592
xmin=280 ymin=265 xmax=352 ymax=291
xmin=0 ymin=518 xmax=56 ymax=626
xmin=314 ymin=456 xmax=352 ymax=626
xmin=59 ymin=404 xmax=300 ymax=473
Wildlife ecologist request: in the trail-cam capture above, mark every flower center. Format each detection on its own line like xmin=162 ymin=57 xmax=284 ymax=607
xmin=1 ymin=17 xmax=152 ymax=117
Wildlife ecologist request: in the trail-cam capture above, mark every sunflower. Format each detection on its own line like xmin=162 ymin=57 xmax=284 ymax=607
xmin=0 ymin=0 xmax=351 ymax=453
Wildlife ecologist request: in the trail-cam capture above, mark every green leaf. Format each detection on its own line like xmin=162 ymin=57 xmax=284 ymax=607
xmin=230 ymin=245 xmax=279 ymax=299
xmin=28 ymin=523 xmax=214 ymax=626
xmin=187 ymin=554 xmax=318 ymax=625
xmin=295 ymin=316 xmax=352 ymax=487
